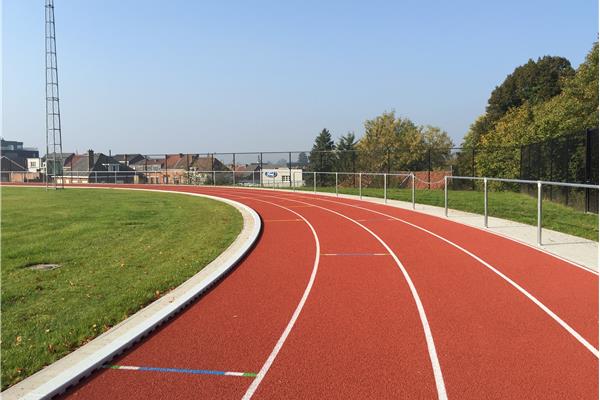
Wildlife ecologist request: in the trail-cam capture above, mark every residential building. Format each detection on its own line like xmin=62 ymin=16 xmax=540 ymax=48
xmin=1 ymin=139 xmax=39 ymax=171
xmin=60 ymin=150 xmax=137 ymax=184
xmin=113 ymin=154 xmax=146 ymax=167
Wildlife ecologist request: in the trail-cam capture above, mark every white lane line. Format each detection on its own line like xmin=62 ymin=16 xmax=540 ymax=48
xmin=116 ymin=366 xmax=139 ymax=370
xmin=224 ymin=372 xmax=245 ymax=377
xmin=246 ymin=192 xmax=448 ymax=400
xmin=226 ymin=196 xmax=321 ymax=400
xmin=287 ymin=192 xmax=600 ymax=358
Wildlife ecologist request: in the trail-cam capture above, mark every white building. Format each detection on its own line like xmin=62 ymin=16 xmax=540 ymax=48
xmin=260 ymin=167 xmax=304 ymax=187
xmin=27 ymin=158 xmax=43 ymax=172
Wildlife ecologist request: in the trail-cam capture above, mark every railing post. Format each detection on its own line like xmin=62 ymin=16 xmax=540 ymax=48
xmin=484 ymin=177 xmax=488 ymax=228
xmin=289 ymin=151 xmax=292 ymax=188
xmin=212 ymin=170 xmax=216 ymax=186
xmin=114 ymin=170 xmax=117 ymax=184
xmin=335 ymin=172 xmax=338 ymax=197
xmin=359 ymin=173 xmax=362 ymax=200
xmin=384 ymin=173 xmax=387 ymax=203
xmin=444 ymin=176 xmax=448 ymax=217
xmin=411 ymin=173 xmax=415 ymax=209
xmin=232 ymin=153 xmax=236 ymax=185
xmin=537 ymin=181 xmax=542 ymax=245
xmin=313 ymin=171 xmax=316 ymax=194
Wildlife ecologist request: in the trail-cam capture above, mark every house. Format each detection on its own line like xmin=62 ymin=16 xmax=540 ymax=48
xmin=42 ymin=152 xmax=75 ymax=175
xmin=113 ymin=154 xmax=146 ymax=167
xmin=27 ymin=158 xmax=43 ymax=172
xmin=129 ymin=154 xmax=230 ymax=185
xmin=0 ymin=156 xmax=32 ymax=182
xmin=232 ymin=164 xmax=261 ymax=186
xmin=60 ymin=150 xmax=137 ymax=184
xmin=1 ymin=139 xmax=39 ymax=173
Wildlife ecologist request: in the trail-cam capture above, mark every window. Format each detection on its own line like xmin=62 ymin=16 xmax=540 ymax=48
xmin=282 ymin=175 xmax=290 ymax=182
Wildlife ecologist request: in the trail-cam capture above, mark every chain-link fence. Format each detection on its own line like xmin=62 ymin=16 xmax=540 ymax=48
xmin=5 ymin=129 xmax=597 ymax=213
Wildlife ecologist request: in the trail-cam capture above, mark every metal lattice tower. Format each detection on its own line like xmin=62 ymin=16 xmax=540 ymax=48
xmin=45 ymin=0 xmax=64 ymax=189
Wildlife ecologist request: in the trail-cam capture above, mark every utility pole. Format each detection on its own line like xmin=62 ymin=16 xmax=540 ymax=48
xmin=45 ymin=0 xmax=64 ymax=189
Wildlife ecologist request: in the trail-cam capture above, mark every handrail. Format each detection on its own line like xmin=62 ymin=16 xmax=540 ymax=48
xmin=448 ymin=175 xmax=599 ymax=190
xmin=445 ymin=176 xmax=598 ymax=245
xmin=13 ymin=170 xmax=597 ymax=246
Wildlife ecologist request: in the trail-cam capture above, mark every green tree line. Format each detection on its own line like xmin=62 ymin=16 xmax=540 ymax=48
xmin=460 ymin=42 xmax=598 ymax=179
xmin=303 ymin=42 xmax=597 ymax=180
xmin=305 ymin=114 xmax=453 ymax=174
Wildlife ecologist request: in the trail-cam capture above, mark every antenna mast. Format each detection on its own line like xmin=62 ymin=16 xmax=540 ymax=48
xmin=45 ymin=0 xmax=64 ymax=189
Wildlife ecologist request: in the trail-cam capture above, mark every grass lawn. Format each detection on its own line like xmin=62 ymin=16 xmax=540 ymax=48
xmin=293 ymin=186 xmax=598 ymax=241
xmin=1 ymin=187 xmax=242 ymax=390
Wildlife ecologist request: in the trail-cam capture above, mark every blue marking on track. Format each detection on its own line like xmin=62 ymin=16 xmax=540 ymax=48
xmin=138 ymin=366 xmax=226 ymax=375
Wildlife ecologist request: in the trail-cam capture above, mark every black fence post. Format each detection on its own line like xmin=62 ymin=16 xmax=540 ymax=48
xmin=289 ymin=152 xmax=292 ymax=187
xmin=519 ymin=146 xmax=523 ymax=179
xmin=585 ymin=128 xmax=592 ymax=212
xmin=387 ymin=149 xmax=391 ymax=174
xmin=471 ymin=148 xmax=476 ymax=190
xmin=352 ymin=151 xmax=356 ymax=187
xmin=164 ymin=154 xmax=168 ymax=184
xmin=259 ymin=152 xmax=263 ymax=187
xmin=549 ymin=142 xmax=553 ymax=201
xmin=428 ymin=148 xmax=432 ymax=190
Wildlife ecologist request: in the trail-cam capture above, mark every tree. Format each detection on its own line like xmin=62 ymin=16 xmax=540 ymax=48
xmin=297 ymin=152 xmax=309 ymax=168
xmin=335 ymin=132 xmax=357 ymax=172
xmin=421 ymin=126 xmax=453 ymax=170
xmin=356 ymin=111 xmax=426 ymax=172
xmin=459 ymin=43 xmax=597 ymax=181
xmin=353 ymin=111 xmax=454 ymax=173
xmin=486 ymin=56 xmax=574 ymax=122
xmin=308 ymin=129 xmax=336 ymax=172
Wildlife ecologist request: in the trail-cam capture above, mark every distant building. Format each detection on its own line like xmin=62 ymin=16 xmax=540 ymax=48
xmin=260 ymin=166 xmax=304 ymax=187
xmin=113 ymin=154 xmax=146 ymax=166
xmin=27 ymin=158 xmax=43 ymax=172
xmin=60 ymin=150 xmax=137 ymax=184
xmin=1 ymin=139 xmax=39 ymax=171
xmin=128 ymin=154 xmax=229 ymax=184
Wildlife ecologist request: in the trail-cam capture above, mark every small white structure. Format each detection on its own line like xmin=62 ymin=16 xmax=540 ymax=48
xmin=27 ymin=158 xmax=42 ymax=172
xmin=261 ymin=167 xmax=304 ymax=187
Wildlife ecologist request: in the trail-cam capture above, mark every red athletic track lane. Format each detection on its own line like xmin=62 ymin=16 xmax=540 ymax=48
xmin=60 ymin=186 xmax=319 ymax=399
xmin=255 ymin=189 xmax=599 ymax=349
xmin=219 ymin=188 xmax=597 ymax=399
xmin=8 ymin=184 xmax=597 ymax=399
xmin=60 ymin=184 xmax=441 ymax=399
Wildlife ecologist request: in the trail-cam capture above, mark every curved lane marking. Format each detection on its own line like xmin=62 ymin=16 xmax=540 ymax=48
xmin=229 ymin=191 xmax=448 ymax=400
xmin=281 ymin=191 xmax=600 ymax=358
xmin=221 ymin=196 xmax=322 ymax=400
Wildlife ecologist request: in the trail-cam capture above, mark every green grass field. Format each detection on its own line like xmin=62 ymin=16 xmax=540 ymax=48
xmin=294 ymin=185 xmax=598 ymax=241
xmin=1 ymin=187 xmax=242 ymax=390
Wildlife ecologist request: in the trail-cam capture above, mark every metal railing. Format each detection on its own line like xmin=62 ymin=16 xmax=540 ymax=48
xmin=445 ymin=176 xmax=599 ymax=245
xmin=8 ymin=170 xmax=597 ymax=245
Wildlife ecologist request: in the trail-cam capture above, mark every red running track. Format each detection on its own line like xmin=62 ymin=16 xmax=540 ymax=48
xmin=51 ymin=184 xmax=597 ymax=399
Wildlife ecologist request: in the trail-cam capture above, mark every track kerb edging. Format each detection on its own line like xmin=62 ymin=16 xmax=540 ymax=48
xmin=2 ymin=191 xmax=261 ymax=400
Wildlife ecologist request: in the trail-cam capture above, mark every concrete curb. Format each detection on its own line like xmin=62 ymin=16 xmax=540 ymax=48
xmin=2 ymin=187 xmax=261 ymax=400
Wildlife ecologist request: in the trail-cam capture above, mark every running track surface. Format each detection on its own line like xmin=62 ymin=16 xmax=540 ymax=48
xmin=44 ymin=185 xmax=597 ymax=399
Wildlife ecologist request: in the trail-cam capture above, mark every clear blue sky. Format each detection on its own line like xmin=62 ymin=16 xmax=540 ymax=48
xmin=2 ymin=0 xmax=598 ymax=155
